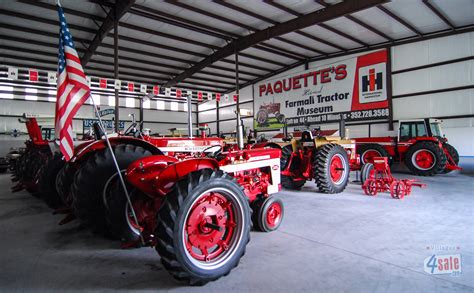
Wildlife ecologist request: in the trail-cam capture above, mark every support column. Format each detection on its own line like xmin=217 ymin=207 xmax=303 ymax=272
xmin=113 ymin=16 xmax=119 ymax=132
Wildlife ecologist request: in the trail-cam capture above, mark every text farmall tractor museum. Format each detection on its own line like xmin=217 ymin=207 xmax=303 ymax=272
xmin=354 ymin=119 xmax=461 ymax=176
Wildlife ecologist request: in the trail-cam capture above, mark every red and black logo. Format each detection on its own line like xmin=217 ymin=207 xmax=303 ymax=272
xmin=361 ymin=68 xmax=383 ymax=92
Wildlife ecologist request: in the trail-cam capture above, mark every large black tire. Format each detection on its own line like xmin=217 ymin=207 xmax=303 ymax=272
xmin=404 ymin=141 xmax=447 ymax=176
xmin=56 ymin=163 xmax=77 ymax=206
xmin=71 ymin=144 xmax=151 ymax=234
xmin=313 ymin=144 xmax=350 ymax=194
xmin=23 ymin=149 xmax=49 ymax=195
xmin=39 ymin=152 xmax=65 ymax=209
xmin=359 ymin=163 xmax=374 ymax=184
xmin=280 ymin=145 xmax=306 ymax=190
xmin=251 ymin=196 xmax=284 ymax=232
xmin=357 ymin=143 xmax=390 ymax=164
xmin=104 ymin=177 xmax=141 ymax=243
xmin=155 ymin=169 xmax=251 ymax=285
xmin=441 ymin=143 xmax=459 ymax=174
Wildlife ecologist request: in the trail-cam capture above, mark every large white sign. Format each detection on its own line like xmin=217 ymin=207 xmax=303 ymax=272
xmin=254 ymin=50 xmax=389 ymax=130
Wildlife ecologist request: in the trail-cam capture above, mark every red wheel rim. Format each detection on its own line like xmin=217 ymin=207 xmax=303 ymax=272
xmin=412 ymin=150 xmax=436 ymax=170
xmin=362 ymin=150 xmax=381 ymax=163
xmin=183 ymin=188 xmax=243 ymax=268
xmin=265 ymin=201 xmax=282 ymax=229
xmin=330 ymin=154 xmax=346 ymax=185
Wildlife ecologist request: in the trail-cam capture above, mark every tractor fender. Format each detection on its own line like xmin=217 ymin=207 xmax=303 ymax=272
xmin=126 ymin=157 xmax=219 ymax=198
xmin=70 ymin=137 xmax=162 ymax=164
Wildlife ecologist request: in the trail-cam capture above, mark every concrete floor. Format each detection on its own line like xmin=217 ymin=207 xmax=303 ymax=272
xmin=0 ymin=160 xmax=473 ymax=292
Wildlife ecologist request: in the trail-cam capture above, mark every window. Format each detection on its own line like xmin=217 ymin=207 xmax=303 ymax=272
xmin=183 ymin=102 xmax=188 ymax=112
xmin=143 ymin=99 xmax=150 ymax=109
xmin=108 ymin=96 xmax=115 ymax=107
xmin=90 ymin=94 xmax=100 ymax=106
xmin=126 ymin=97 xmax=135 ymax=108
xmin=0 ymin=85 xmax=14 ymax=99
xmin=399 ymin=123 xmax=410 ymax=140
xmin=170 ymin=102 xmax=178 ymax=111
xmin=416 ymin=122 xmax=427 ymax=137
xmin=156 ymin=100 xmax=165 ymax=110
xmin=25 ymin=88 xmax=37 ymax=101
xmin=48 ymin=90 xmax=57 ymax=102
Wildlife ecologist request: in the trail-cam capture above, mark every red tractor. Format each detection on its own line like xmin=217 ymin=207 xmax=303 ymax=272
xmin=58 ymin=111 xmax=284 ymax=285
xmin=11 ymin=115 xmax=56 ymax=196
xmin=256 ymin=123 xmax=359 ymax=194
xmin=354 ymin=119 xmax=461 ymax=176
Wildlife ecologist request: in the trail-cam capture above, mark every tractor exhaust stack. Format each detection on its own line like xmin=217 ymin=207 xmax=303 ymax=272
xmin=187 ymin=94 xmax=194 ymax=138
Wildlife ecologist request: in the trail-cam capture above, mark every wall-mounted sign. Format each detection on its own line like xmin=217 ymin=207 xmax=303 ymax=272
xmin=83 ymin=119 xmax=124 ymax=130
xmin=253 ymin=50 xmax=389 ymax=130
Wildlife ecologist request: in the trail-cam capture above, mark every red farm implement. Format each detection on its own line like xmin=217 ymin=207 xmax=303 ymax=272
xmin=362 ymin=157 xmax=426 ymax=199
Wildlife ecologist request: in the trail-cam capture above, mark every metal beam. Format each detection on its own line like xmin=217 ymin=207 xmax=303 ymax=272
xmin=164 ymin=0 xmax=323 ymax=57
xmin=264 ymin=0 xmax=368 ymax=47
xmin=81 ymin=0 xmax=135 ymax=66
xmin=422 ymin=0 xmax=455 ymax=30
xmin=377 ymin=5 xmax=422 ymax=36
xmin=164 ymin=0 xmax=385 ymax=87
xmin=314 ymin=0 xmax=393 ymax=41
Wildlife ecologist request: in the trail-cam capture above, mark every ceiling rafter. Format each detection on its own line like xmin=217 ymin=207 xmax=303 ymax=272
xmin=81 ymin=0 xmax=136 ymax=66
xmin=422 ymin=0 xmax=455 ymax=30
xmin=163 ymin=0 xmax=326 ymax=56
xmin=164 ymin=0 xmax=386 ymax=87
xmin=264 ymin=0 xmax=368 ymax=47
xmin=314 ymin=0 xmax=393 ymax=41
xmin=376 ymin=5 xmax=422 ymax=36
xmin=213 ymin=0 xmax=334 ymax=55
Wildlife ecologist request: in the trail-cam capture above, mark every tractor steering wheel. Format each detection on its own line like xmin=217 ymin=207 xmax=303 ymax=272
xmin=201 ymin=145 xmax=223 ymax=158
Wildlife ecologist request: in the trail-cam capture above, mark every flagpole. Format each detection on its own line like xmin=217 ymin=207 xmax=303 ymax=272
xmin=89 ymin=95 xmax=145 ymax=246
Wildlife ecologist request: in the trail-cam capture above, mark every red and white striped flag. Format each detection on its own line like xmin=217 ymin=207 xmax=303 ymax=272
xmin=55 ymin=5 xmax=91 ymax=161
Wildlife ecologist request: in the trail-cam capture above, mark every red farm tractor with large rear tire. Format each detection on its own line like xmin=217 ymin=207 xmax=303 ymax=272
xmin=257 ymin=130 xmax=358 ymax=194
xmin=355 ymin=119 xmax=461 ymax=176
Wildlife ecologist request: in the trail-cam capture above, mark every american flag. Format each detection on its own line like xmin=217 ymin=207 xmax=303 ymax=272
xmin=55 ymin=5 xmax=91 ymax=161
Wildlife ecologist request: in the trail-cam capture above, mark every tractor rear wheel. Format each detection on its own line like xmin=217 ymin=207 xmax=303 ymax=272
xmin=71 ymin=144 xmax=151 ymax=234
xmin=404 ymin=141 xmax=446 ymax=176
xmin=56 ymin=163 xmax=77 ymax=206
xmin=39 ymin=152 xmax=65 ymax=209
xmin=357 ymin=143 xmax=390 ymax=164
xmin=155 ymin=169 xmax=251 ymax=285
xmin=280 ymin=145 xmax=306 ymax=190
xmin=441 ymin=143 xmax=459 ymax=174
xmin=313 ymin=144 xmax=350 ymax=194
xmin=104 ymin=177 xmax=142 ymax=243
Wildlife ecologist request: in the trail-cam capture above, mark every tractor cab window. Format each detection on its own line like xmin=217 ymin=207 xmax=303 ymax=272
xmin=41 ymin=128 xmax=54 ymax=141
xmin=430 ymin=122 xmax=442 ymax=137
xmin=399 ymin=121 xmax=427 ymax=141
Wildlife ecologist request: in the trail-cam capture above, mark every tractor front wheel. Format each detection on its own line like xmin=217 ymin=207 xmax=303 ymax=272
xmin=155 ymin=169 xmax=251 ymax=285
xmin=252 ymin=196 xmax=284 ymax=232
xmin=441 ymin=143 xmax=459 ymax=174
xmin=313 ymin=144 xmax=350 ymax=194
xmin=404 ymin=141 xmax=446 ymax=176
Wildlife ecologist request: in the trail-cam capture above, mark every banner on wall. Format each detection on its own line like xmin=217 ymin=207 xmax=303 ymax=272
xmin=253 ymin=50 xmax=390 ymax=130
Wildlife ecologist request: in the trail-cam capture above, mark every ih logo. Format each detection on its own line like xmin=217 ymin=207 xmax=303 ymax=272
xmin=362 ymin=68 xmax=383 ymax=92
xmin=358 ymin=63 xmax=387 ymax=104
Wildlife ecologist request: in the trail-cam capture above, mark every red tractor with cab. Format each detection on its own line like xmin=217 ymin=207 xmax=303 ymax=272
xmin=354 ymin=119 xmax=460 ymax=176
